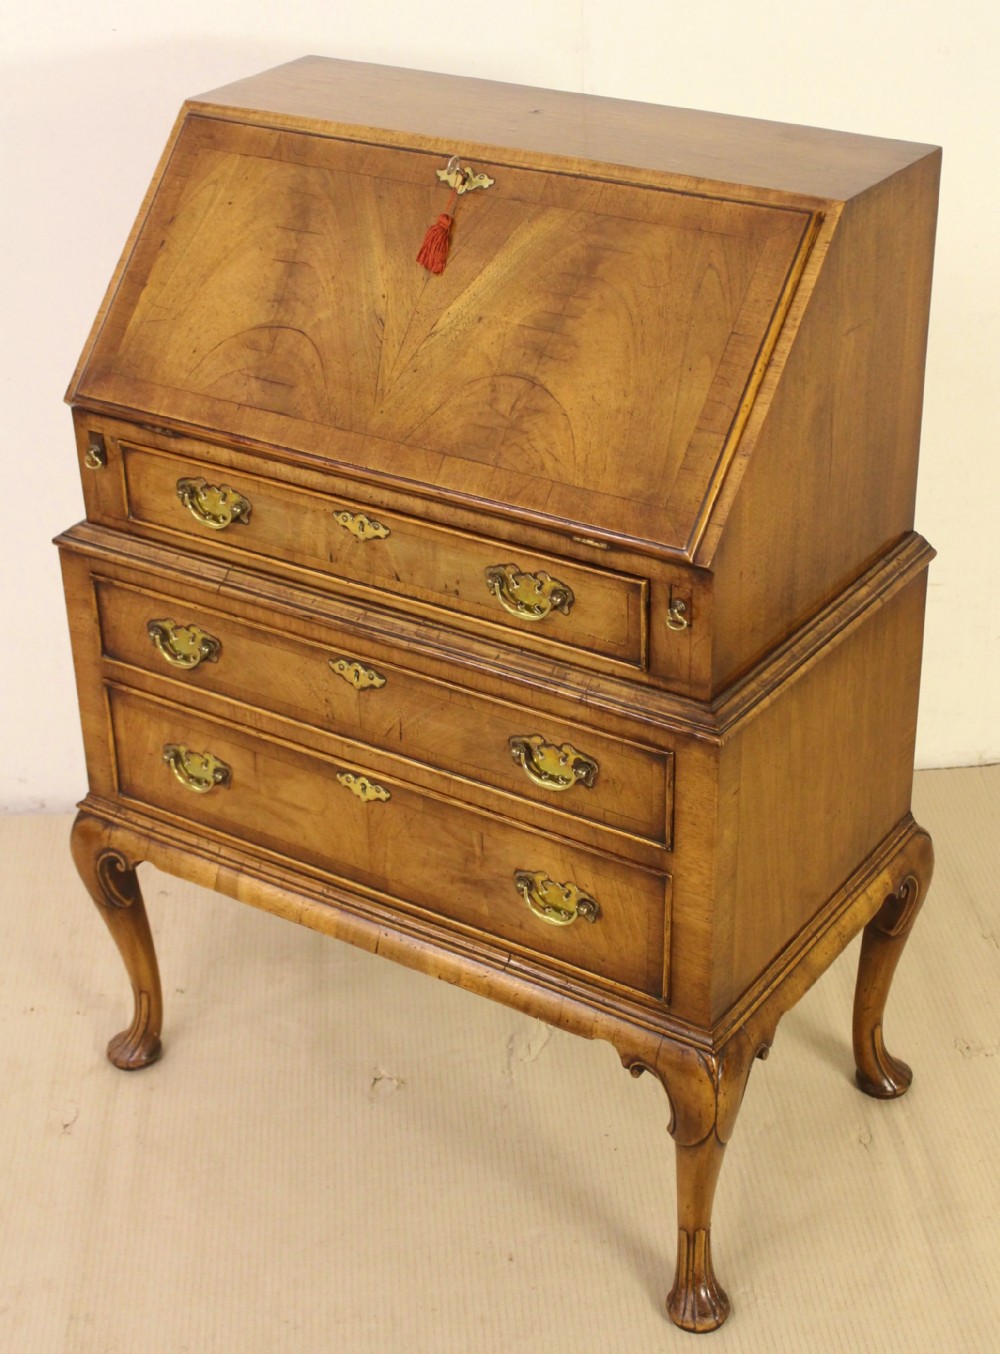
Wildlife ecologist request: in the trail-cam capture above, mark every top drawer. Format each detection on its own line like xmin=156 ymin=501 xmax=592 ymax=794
xmin=117 ymin=442 xmax=648 ymax=668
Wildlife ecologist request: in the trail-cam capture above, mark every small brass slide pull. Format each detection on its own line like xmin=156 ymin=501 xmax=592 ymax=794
xmin=84 ymin=435 xmax=107 ymax=469
xmin=176 ymin=477 xmax=252 ymax=530
xmin=514 ymin=870 xmax=601 ymax=926
xmin=162 ymin=744 xmax=232 ymax=793
xmin=666 ymin=598 xmax=689 ymax=631
xmin=508 ymin=734 xmax=598 ymax=792
xmin=485 ymin=564 xmax=574 ymax=622
xmin=147 ymin=619 xmax=222 ymax=670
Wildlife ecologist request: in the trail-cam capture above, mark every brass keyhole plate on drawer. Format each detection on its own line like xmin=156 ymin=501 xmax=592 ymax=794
xmin=333 ymin=509 xmax=390 ymax=542
xmin=328 ymin=656 xmax=387 ymax=690
xmin=337 ymin=770 xmax=391 ymax=803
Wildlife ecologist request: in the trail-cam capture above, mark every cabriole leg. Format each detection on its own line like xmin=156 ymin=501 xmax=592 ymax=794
xmin=853 ymin=831 xmax=933 ymax=1098
xmin=668 ymin=1133 xmax=730 ymax=1331
xmin=70 ymin=812 xmax=163 ymax=1070
xmin=627 ymin=1030 xmax=758 ymax=1333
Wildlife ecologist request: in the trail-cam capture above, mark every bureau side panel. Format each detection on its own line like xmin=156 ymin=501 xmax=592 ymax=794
xmin=660 ymin=733 xmax=722 ymax=1027
xmin=705 ymin=149 xmax=940 ymax=689
xmin=58 ymin=549 xmax=117 ymax=798
xmin=711 ymin=572 xmax=928 ymax=1018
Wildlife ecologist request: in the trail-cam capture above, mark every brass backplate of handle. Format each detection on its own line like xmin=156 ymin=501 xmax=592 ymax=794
xmin=337 ymin=770 xmax=391 ymax=803
xmin=485 ymin=563 xmax=575 ymax=622
xmin=162 ymin=743 xmax=232 ymax=793
xmin=147 ymin=619 xmax=222 ymax=670
xmin=333 ymin=508 xmax=391 ymax=542
xmin=513 ymin=870 xmax=600 ymax=926
xmin=176 ymin=476 xmax=252 ymax=530
xmin=328 ymin=656 xmax=387 ymax=690
xmin=508 ymin=734 xmax=598 ymax=792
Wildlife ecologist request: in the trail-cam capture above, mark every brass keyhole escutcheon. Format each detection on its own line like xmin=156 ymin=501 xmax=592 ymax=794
xmin=328 ymin=656 xmax=387 ymax=690
xmin=337 ymin=771 xmax=391 ymax=803
xmin=333 ymin=509 xmax=390 ymax=542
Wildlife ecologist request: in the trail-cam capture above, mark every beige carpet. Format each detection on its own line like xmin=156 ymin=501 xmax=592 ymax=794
xmin=2 ymin=765 xmax=998 ymax=1353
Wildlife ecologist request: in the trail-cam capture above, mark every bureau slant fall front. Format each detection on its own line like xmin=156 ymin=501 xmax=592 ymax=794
xmin=57 ymin=58 xmax=940 ymax=1333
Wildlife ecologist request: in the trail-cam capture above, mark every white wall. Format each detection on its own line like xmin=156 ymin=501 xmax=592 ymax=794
xmin=2 ymin=2 xmax=997 ymax=811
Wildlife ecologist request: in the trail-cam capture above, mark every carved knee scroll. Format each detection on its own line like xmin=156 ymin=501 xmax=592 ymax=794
xmin=623 ymin=1030 xmax=760 ymax=1333
xmin=70 ymin=813 xmax=164 ymax=1070
xmin=853 ymin=830 xmax=933 ymax=1098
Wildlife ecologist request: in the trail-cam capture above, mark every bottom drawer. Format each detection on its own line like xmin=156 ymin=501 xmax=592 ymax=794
xmin=108 ymin=686 xmax=670 ymax=999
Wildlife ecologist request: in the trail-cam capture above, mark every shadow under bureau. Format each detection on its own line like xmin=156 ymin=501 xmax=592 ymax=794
xmin=57 ymin=57 xmax=940 ymax=1333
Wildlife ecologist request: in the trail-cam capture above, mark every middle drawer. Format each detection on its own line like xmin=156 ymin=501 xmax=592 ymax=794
xmin=95 ymin=575 xmax=672 ymax=848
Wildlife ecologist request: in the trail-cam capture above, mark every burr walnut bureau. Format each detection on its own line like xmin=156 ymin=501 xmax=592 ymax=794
xmin=57 ymin=57 xmax=940 ymax=1332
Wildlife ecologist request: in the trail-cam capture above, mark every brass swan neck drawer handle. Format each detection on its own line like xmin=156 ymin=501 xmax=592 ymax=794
xmin=508 ymin=734 xmax=599 ymax=792
xmin=176 ymin=477 xmax=252 ymax=530
xmin=147 ymin=619 xmax=222 ymax=670
xmin=514 ymin=870 xmax=601 ymax=926
xmin=337 ymin=771 xmax=391 ymax=803
xmin=162 ymin=743 xmax=232 ymax=793
xmin=333 ymin=508 xmax=391 ymax=542
xmin=485 ymin=564 xmax=575 ymax=622
xmin=328 ymin=656 xmax=387 ymax=690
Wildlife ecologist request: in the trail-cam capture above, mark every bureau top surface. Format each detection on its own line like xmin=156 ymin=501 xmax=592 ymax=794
xmin=193 ymin=57 xmax=935 ymax=202
xmin=69 ymin=58 xmax=938 ymax=557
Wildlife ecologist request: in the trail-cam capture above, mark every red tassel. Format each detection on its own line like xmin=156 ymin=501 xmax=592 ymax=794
xmin=416 ymin=212 xmax=455 ymax=274
xmin=417 ymin=188 xmax=459 ymax=274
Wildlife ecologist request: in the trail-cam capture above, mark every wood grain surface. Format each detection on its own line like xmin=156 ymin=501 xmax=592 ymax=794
xmin=73 ymin=115 xmax=814 ymax=555
xmin=60 ymin=59 xmax=940 ymax=1334
xmin=193 ymin=56 xmax=937 ymax=201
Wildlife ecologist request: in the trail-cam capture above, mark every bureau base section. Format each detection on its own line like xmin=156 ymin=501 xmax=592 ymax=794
xmin=69 ymin=799 xmax=933 ymax=1332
